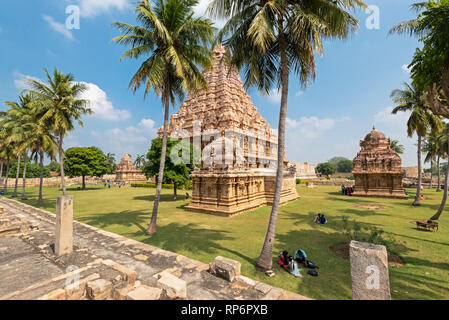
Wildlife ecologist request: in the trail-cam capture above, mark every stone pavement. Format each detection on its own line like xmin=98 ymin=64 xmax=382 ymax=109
xmin=0 ymin=197 xmax=310 ymax=300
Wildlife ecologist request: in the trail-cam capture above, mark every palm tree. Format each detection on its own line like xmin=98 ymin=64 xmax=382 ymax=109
xmin=112 ymin=0 xmax=215 ymax=235
xmin=390 ymin=1 xmax=449 ymax=112
xmin=423 ymin=134 xmax=441 ymax=189
xmin=106 ymin=152 xmax=116 ymax=173
xmin=134 ymin=154 xmax=146 ymax=169
xmin=208 ymin=0 xmax=366 ymax=271
xmin=3 ymin=94 xmax=33 ymax=198
xmin=390 ymin=139 xmax=405 ymax=155
xmin=430 ymin=122 xmax=449 ymax=220
xmin=391 ymin=82 xmax=442 ymax=206
xmin=27 ymin=69 xmax=92 ymax=196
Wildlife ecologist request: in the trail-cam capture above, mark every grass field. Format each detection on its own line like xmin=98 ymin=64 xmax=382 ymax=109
xmin=3 ymin=183 xmax=449 ymax=300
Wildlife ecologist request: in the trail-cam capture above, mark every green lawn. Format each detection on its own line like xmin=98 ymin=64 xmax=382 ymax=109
xmin=3 ymin=184 xmax=449 ymax=300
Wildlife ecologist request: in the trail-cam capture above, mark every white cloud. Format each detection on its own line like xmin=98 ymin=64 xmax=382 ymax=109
xmin=286 ymin=116 xmax=350 ymax=139
xmin=79 ymin=82 xmax=131 ymax=121
xmin=194 ymin=0 xmax=226 ymax=28
xmin=89 ymin=118 xmax=158 ymax=158
xmin=402 ymin=64 xmax=411 ymax=74
xmin=43 ymin=15 xmax=74 ymax=40
xmin=13 ymin=72 xmax=42 ymax=90
xmin=74 ymin=0 xmax=130 ymax=17
xmin=295 ymin=90 xmax=304 ymax=97
xmin=259 ymin=89 xmax=282 ymax=104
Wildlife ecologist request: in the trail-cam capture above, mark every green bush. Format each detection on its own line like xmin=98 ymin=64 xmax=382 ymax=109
xmin=131 ymin=182 xmax=174 ymax=189
xmin=296 ymin=178 xmax=301 ymax=184
xmin=340 ymin=215 xmax=402 ymax=252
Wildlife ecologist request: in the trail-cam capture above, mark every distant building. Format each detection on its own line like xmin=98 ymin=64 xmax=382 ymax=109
xmin=294 ymin=163 xmax=317 ymax=180
xmin=352 ymin=127 xmax=407 ymax=199
xmin=115 ymin=154 xmax=147 ymax=182
xmin=403 ymin=166 xmax=424 ymax=179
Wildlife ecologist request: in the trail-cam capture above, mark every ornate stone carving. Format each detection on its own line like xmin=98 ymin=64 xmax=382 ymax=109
xmin=158 ymin=44 xmax=298 ymax=216
xmin=352 ymin=127 xmax=407 ymax=199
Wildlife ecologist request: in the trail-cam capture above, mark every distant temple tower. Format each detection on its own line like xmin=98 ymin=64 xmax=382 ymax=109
xmin=115 ymin=154 xmax=147 ymax=182
xmin=352 ymin=127 xmax=407 ymax=199
xmin=158 ymin=44 xmax=299 ymax=216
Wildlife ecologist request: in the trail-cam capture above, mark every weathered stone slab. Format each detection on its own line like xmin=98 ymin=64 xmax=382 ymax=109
xmin=86 ymin=279 xmax=113 ymax=300
xmin=157 ymin=273 xmax=187 ymax=300
xmin=38 ymin=288 xmax=66 ymax=300
xmin=349 ymin=240 xmax=391 ymax=300
xmin=55 ymin=196 xmax=73 ymax=256
xmin=209 ymin=256 xmax=241 ymax=282
xmin=126 ymin=285 xmax=162 ymax=300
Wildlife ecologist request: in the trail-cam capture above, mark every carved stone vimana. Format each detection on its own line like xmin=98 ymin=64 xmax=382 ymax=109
xmin=115 ymin=154 xmax=147 ymax=182
xmin=158 ymin=45 xmax=299 ymax=216
xmin=352 ymin=127 xmax=407 ymax=199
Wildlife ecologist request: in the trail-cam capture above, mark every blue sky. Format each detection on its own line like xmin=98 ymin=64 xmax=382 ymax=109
xmin=0 ymin=0 xmax=423 ymax=166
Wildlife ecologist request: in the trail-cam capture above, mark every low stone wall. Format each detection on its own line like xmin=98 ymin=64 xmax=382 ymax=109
xmin=1 ymin=176 xmax=104 ymax=188
xmin=313 ymin=179 xmax=355 ymax=186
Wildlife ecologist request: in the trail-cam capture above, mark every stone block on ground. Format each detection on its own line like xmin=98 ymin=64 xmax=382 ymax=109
xmin=157 ymin=273 xmax=187 ymax=300
xmin=65 ymin=273 xmax=100 ymax=300
xmin=349 ymin=240 xmax=391 ymax=300
xmin=126 ymin=285 xmax=162 ymax=300
xmin=86 ymin=279 xmax=113 ymax=300
xmin=111 ymin=263 xmax=137 ymax=286
xmin=38 ymin=288 xmax=66 ymax=300
xmin=209 ymin=256 xmax=241 ymax=282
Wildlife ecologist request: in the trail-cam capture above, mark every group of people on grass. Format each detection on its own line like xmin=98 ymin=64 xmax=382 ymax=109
xmin=278 ymin=249 xmax=318 ymax=278
xmin=313 ymin=213 xmax=327 ymax=224
xmin=104 ymin=181 xmax=128 ymax=189
xmin=341 ymin=184 xmax=354 ymax=196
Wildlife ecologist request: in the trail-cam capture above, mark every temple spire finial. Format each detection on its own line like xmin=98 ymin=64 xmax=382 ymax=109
xmin=373 ymin=125 xmax=376 ymax=131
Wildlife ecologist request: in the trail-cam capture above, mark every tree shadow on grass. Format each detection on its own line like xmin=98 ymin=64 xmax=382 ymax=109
xmin=76 ymin=210 xmax=255 ymax=266
xmin=138 ymin=222 xmax=256 ymax=265
xmin=280 ymin=211 xmax=381 ymax=233
xmin=133 ymin=194 xmax=189 ymax=202
xmin=76 ymin=209 xmax=151 ymax=231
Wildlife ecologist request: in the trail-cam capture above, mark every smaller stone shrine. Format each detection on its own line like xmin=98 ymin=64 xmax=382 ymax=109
xmin=352 ymin=127 xmax=407 ymax=199
xmin=115 ymin=154 xmax=147 ymax=182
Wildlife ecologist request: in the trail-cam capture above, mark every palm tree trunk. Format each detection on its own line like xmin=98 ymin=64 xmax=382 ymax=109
xmin=430 ymin=132 xmax=449 ymax=220
xmin=413 ymin=135 xmax=422 ymax=206
xmin=146 ymin=83 xmax=170 ymax=236
xmin=173 ymin=184 xmax=177 ymax=201
xmin=429 ymin=158 xmax=433 ymax=189
xmin=59 ymin=133 xmax=66 ymax=195
xmin=3 ymin=159 xmax=10 ymax=194
xmin=38 ymin=148 xmax=44 ymax=205
xmin=0 ymin=160 xmax=3 ymax=188
xmin=21 ymin=151 xmax=28 ymax=200
xmin=437 ymin=155 xmax=441 ymax=191
xmin=12 ymin=153 xmax=21 ymax=197
xmin=256 ymin=22 xmax=289 ymax=271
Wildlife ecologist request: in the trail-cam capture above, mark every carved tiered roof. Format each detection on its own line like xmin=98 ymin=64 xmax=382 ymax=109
xmin=353 ymin=127 xmax=403 ymax=174
xmin=116 ymin=154 xmax=140 ymax=173
xmin=158 ymin=44 xmax=275 ymax=142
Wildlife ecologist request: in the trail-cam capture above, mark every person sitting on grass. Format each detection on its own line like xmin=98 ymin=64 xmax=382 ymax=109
xmin=313 ymin=213 xmax=321 ymax=223
xmin=320 ymin=214 xmax=328 ymax=224
xmin=294 ymin=249 xmax=307 ymax=266
xmin=289 ymin=257 xmax=302 ymax=278
xmin=341 ymin=184 xmax=346 ymax=194
xmin=278 ymin=251 xmax=290 ymax=272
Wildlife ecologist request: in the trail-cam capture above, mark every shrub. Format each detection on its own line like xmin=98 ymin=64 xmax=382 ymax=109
xmin=296 ymin=178 xmax=301 ymax=184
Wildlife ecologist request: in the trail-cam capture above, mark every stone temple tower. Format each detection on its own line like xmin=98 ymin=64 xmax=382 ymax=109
xmin=352 ymin=127 xmax=407 ymax=199
xmin=158 ymin=44 xmax=299 ymax=216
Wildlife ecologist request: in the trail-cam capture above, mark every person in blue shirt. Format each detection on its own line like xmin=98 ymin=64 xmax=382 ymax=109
xmin=320 ymin=214 xmax=327 ymax=224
